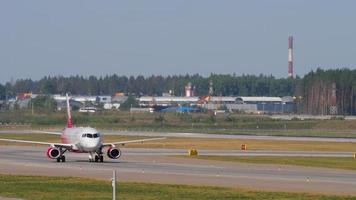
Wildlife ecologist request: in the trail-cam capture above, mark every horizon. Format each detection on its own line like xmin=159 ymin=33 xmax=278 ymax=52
xmin=4 ymin=66 xmax=356 ymax=85
xmin=0 ymin=67 xmax=335 ymax=85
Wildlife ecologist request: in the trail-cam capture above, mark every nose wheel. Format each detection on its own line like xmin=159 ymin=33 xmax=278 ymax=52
xmin=89 ymin=152 xmax=104 ymax=162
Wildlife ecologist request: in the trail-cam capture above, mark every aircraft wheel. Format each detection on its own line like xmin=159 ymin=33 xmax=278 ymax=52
xmin=61 ymin=156 xmax=66 ymax=162
xmin=56 ymin=157 xmax=61 ymax=162
xmin=99 ymin=155 xmax=104 ymax=162
xmin=95 ymin=155 xmax=99 ymax=162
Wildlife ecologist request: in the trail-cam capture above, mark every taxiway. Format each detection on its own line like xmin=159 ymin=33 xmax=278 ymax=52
xmin=1 ymin=146 xmax=356 ymax=196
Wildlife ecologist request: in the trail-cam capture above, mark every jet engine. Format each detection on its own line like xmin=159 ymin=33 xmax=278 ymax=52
xmin=46 ymin=147 xmax=60 ymax=159
xmin=107 ymin=147 xmax=121 ymax=159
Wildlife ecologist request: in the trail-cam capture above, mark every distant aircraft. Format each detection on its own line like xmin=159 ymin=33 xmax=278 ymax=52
xmin=0 ymin=94 xmax=165 ymax=163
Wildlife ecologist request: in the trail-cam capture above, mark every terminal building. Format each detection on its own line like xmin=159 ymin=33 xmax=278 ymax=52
xmin=139 ymin=96 xmax=294 ymax=113
xmin=10 ymin=86 xmax=294 ymax=114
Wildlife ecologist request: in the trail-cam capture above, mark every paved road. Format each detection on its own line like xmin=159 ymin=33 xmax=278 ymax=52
xmin=1 ymin=146 xmax=356 ymax=196
xmin=2 ymin=129 xmax=356 ymax=142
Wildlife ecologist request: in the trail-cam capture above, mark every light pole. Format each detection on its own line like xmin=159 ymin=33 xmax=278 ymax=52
xmin=112 ymin=170 xmax=116 ymax=200
xmin=5 ymin=88 xmax=7 ymax=110
xmin=31 ymin=98 xmax=34 ymax=115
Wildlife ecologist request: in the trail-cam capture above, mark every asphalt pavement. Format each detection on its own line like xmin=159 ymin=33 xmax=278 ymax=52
xmin=1 ymin=146 xmax=356 ymax=196
xmin=2 ymin=129 xmax=356 ymax=142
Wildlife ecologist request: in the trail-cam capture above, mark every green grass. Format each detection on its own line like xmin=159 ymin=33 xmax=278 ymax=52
xmin=3 ymin=133 xmax=356 ymax=152
xmin=188 ymin=156 xmax=356 ymax=171
xmin=0 ymin=174 xmax=355 ymax=200
xmin=2 ymin=110 xmax=356 ymax=138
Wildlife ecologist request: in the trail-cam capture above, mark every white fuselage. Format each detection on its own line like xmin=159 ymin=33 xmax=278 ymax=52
xmin=61 ymin=127 xmax=102 ymax=152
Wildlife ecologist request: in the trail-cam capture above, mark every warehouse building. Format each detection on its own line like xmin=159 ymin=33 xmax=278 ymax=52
xmin=235 ymin=96 xmax=294 ymax=113
xmin=139 ymin=96 xmax=294 ymax=113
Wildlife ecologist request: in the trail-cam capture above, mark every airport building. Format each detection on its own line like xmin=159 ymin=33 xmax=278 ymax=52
xmin=235 ymin=96 xmax=294 ymax=113
xmin=139 ymin=96 xmax=199 ymax=107
xmin=9 ymin=89 xmax=294 ymax=114
xmin=139 ymin=96 xmax=294 ymax=113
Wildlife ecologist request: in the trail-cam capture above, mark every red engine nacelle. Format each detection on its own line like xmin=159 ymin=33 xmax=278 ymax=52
xmin=107 ymin=147 xmax=121 ymax=159
xmin=47 ymin=147 xmax=60 ymax=159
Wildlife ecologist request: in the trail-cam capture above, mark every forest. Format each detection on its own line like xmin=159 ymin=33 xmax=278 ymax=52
xmin=296 ymin=68 xmax=356 ymax=115
xmin=0 ymin=74 xmax=298 ymax=97
xmin=0 ymin=69 xmax=355 ymax=115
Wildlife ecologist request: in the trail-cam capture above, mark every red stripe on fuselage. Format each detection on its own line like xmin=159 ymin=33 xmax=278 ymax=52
xmin=71 ymin=149 xmax=85 ymax=153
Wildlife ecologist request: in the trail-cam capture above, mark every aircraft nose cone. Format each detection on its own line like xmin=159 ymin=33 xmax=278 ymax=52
xmin=83 ymin=139 xmax=100 ymax=151
xmin=88 ymin=141 xmax=98 ymax=148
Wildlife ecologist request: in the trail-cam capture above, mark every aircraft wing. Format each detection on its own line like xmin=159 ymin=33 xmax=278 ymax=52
xmin=0 ymin=138 xmax=73 ymax=149
xmin=102 ymin=137 xmax=166 ymax=147
xmin=33 ymin=130 xmax=62 ymax=135
xmin=0 ymin=130 xmax=62 ymax=135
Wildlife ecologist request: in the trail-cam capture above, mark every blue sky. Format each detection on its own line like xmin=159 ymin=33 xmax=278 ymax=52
xmin=0 ymin=0 xmax=355 ymax=82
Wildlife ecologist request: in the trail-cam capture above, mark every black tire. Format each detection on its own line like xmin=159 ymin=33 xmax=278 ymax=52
xmin=56 ymin=157 xmax=61 ymax=162
xmin=95 ymin=155 xmax=99 ymax=162
xmin=61 ymin=156 xmax=66 ymax=162
xmin=99 ymin=155 xmax=104 ymax=162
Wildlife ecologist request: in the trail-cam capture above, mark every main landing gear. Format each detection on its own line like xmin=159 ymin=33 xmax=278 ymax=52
xmin=56 ymin=148 xmax=67 ymax=162
xmin=56 ymin=155 xmax=66 ymax=162
xmin=94 ymin=155 xmax=104 ymax=163
xmin=89 ymin=151 xmax=104 ymax=163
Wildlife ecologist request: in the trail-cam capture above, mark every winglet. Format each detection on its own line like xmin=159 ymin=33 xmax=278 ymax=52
xmin=66 ymin=93 xmax=73 ymax=128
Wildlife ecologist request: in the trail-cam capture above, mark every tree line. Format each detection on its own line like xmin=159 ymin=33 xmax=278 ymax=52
xmin=0 ymin=74 xmax=298 ymax=97
xmin=296 ymin=68 xmax=356 ymax=115
xmin=1 ymin=69 xmax=355 ymax=115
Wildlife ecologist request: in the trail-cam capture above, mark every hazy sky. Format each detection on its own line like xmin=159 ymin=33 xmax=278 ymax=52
xmin=1 ymin=1 xmax=355 ymax=82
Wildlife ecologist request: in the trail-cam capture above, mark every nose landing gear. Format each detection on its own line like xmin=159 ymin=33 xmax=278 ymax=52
xmin=89 ymin=151 xmax=104 ymax=163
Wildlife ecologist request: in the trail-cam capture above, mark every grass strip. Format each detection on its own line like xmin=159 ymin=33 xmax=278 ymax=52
xmin=2 ymin=133 xmax=356 ymax=152
xmin=188 ymin=156 xmax=356 ymax=171
xmin=0 ymin=174 xmax=355 ymax=200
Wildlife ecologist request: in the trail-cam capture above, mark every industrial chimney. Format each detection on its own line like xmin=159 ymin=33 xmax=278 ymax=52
xmin=288 ymin=36 xmax=294 ymax=78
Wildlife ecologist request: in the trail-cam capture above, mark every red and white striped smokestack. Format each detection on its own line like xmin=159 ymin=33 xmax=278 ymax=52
xmin=288 ymin=36 xmax=294 ymax=78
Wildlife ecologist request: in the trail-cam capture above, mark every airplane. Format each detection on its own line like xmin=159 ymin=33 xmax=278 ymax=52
xmin=0 ymin=94 xmax=165 ymax=163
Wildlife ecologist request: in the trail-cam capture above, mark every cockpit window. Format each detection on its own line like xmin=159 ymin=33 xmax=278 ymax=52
xmin=82 ymin=133 xmax=99 ymax=138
